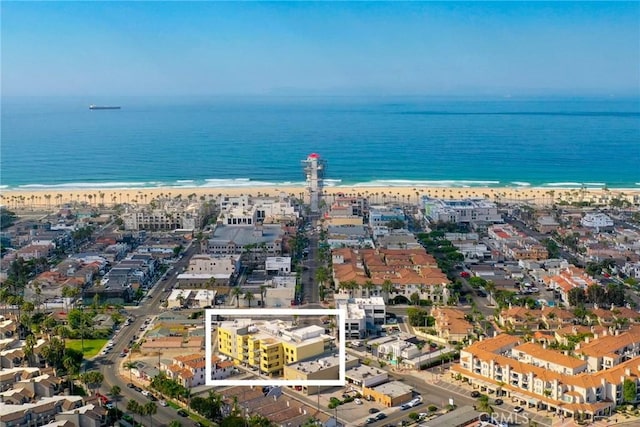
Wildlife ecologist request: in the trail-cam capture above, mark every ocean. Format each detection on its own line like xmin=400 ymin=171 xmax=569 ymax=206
xmin=1 ymin=96 xmax=639 ymax=190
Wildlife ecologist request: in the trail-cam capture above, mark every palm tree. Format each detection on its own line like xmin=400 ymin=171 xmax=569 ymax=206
xmin=363 ymin=280 xmax=376 ymax=298
xmin=382 ymin=279 xmax=395 ymax=304
xmin=143 ymin=401 xmax=157 ymax=427
xmin=259 ymin=285 xmax=268 ymax=308
xmin=124 ymin=361 xmax=137 ymax=383
xmin=127 ymin=400 xmax=140 ymax=425
xmin=110 ymin=385 xmax=121 ymax=414
xmin=244 ymin=291 xmax=255 ymax=308
xmin=232 ymin=287 xmax=243 ymax=308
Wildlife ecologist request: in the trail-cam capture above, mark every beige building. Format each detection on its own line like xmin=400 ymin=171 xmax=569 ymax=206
xmin=430 ymin=307 xmax=474 ymax=344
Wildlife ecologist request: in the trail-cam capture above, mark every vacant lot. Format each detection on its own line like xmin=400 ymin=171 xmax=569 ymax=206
xmin=66 ymin=339 xmax=108 ymax=358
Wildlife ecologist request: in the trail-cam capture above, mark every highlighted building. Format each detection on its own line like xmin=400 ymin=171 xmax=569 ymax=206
xmin=217 ymin=319 xmax=334 ymax=377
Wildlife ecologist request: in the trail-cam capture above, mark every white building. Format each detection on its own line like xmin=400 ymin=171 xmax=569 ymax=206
xmin=186 ymin=254 xmax=240 ymax=278
xmin=336 ymin=296 xmax=386 ymax=339
xmin=122 ymin=200 xmax=211 ymax=231
xmin=346 ymin=364 xmax=388 ymax=388
xmin=265 ymin=256 xmax=292 ymax=274
xmin=369 ymin=206 xmax=406 ymax=227
xmin=378 ymin=338 xmax=421 ymax=360
xmin=581 ymin=213 xmax=614 ymax=230
xmin=167 ymin=289 xmax=216 ymax=309
xmin=302 ymin=153 xmax=325 ymax=213
xmin=422 ymin=196 xmax=502 ymax=224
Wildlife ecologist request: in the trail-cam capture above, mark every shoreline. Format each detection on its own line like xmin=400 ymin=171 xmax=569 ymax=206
xmin=1 ymin=185 xmax=638 ymax=210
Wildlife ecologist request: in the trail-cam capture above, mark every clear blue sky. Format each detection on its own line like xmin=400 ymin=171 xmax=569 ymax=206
xmin=2 ymin=1 xmax=639 ymax=96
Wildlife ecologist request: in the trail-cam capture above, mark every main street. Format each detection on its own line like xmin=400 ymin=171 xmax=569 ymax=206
xmin=89 ymin=242 xmax=199 ymax=427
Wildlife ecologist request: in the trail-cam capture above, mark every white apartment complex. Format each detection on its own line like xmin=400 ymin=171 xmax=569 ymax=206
xmin=422 ymin=196 xmax=502 ymax=224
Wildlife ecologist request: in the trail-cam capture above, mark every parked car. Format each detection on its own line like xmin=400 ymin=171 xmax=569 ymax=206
xmin=494 ymin=398 xmax=503 ymax=405
xmin=177 ymin=409 xmax=189 ymax=417
xmin=365 ymin=417 xmax=376 ymax=424
xmin=471 ymin=390 xmax=481 ymax=398
xmin=159 ymin=399 xmax=168 ymax=407
xmin=133 ymin=386 xmax=142 ymax=393
xmin=368 ymin=408 xmax=380 ymax=414
xmin=514 ymin=406 xmax=524 ymax=413
xmin=141 ymin=390 xmax=150 ymax=397
xmin=126 ymin=383 xmax=135 ymax=388
xmin=354 ymin=398 xmax=363 ymax=405
xmin=375 ymin=413 xmax=387 ymax=420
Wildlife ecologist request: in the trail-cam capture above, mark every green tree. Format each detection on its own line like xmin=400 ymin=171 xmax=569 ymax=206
xmin=127 ymin=400 xmax=140 ymax=425
xmin=79 ymin=371 xmax=104 ymax=395
xmin=568 ymin=287 xmax=587 ymax=307
xmin=232 ymin=287 xmax=243 ymax=308
xmin=143 ymin=401 xmax=158 ymax=427
xmin=244 ymin=291 xmax=255 ymax=308
xmin=382 ymin=279 xmax=395 ymax=303
xmin=110 ymin=385 xmax=121 ymax=414
xmin=476 ymin=394 xmax=493 ymax=413
xmin=623 ymin=379 xmax=637 ymax=404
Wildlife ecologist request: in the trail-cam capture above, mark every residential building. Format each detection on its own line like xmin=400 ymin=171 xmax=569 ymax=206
xmin=368 ymin=206 xmax=405 ymax=228
xmin=166 ymin=289 xmax=216 ymax=309
xmin=332 ymin=248 xmax=449 ymax=304
xmin=218 ymin=319 xmax=334 ymax=377
xmin=122 ymin=199 xmax=213 ymax=231
xmin=430 ymin=307 xmax=474 ymax=344
xmin=452 ymin=330 xmax=640 ymax=422
xmin=422 ymin=196 xmax=502 ymax=224
xmin=160 ymin=354 xmax=207 ymax=388
xmin=581 ymin=213 xmax=614 ymax=231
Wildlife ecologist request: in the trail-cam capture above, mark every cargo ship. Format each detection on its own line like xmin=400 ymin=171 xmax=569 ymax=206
xmin=89 ymin=105 xmax=121 ymax=110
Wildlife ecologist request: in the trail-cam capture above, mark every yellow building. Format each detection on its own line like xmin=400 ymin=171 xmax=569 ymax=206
xmin=217 ymin=319 xmax=333 ymax=377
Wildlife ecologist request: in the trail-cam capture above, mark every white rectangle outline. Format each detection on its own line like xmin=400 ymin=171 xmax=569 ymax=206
xmin=205 ymin=308 xmax=346 ymax=387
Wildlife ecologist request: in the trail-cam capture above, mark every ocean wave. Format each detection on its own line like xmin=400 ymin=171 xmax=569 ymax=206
xmin=510 ymin=182 xmax=532 ymax=187
xmin=349 ymin=180 xmax=501 ymax=188
xmin=542 ymin=182 xmax=584 ymax=188
xmin=15 ymin=182 xmax=152 ymax=189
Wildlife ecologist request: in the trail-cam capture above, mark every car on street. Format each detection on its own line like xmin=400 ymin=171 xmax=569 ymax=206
xmin=365 ymin=417 xmax=376 ymax=424
xmin=514 ymin=406 xmax=524 ymax=413
xmin=354 ymin=398 xmax=363 ymax=405
xmin=375 ymin=413 xmax=387 ymax=420
xmin=494 ymin=398 xmax=503 ymax=405
xmin=177 ymin=409 xmax=189 ymax=417
xmin=119 ymin=352 xmax=127 ymax=357
xmin=133 ymin=386 xmax=142 ymax=393
xmin=368 ymin=408 xmax=380 ymax=414
xmin=126 ymin=383 xmax=134 ymax=388
xmin=159 ymin=400 xmax=168 ymax=407
xmin=471 ymin=391 xmax=481 ymax=398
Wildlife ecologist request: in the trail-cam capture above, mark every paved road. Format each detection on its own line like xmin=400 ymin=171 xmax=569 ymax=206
xmin=90 ymin=243 xmax=199 ymax=427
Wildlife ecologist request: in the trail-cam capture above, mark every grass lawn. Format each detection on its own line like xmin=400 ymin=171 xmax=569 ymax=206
xmin=66 ymin=339 xmax=108 ymax=358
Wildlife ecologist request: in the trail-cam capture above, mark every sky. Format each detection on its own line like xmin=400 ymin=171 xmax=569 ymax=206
xmin=2 ymin=1 xmax=639 ymax=97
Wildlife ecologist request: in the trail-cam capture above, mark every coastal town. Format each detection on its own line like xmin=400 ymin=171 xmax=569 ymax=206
xmin=1 ymin=156 xmax=640 ymax=427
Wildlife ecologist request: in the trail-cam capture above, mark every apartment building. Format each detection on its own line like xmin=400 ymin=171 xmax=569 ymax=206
xmin=332 ymin=248 xmax=450 ymax=304
xmin=122 ymin=200 xmax=212 ymax=231
xmin=453 ymin=330 xmax=640 ymax=422
xmin=368 ymin=206 xmax=405 ymax=228
xmin=581 ymin=213 xmax=614 ymax=231
xmin=489 ymin=224 xmax=549 ymax=261
xmin=160 ymin=353 xmax=207 ymax=388
xmin=422 ymin=196 xmax=502 ymax=224
xmin=430 ymin=307 xmax=474 ymax=344
xmin=218 ymin=319 xmax=333 ymax=377
xmin=335 ymin=296 xmax=386 ymax=339
xmin=542 ymin=265 xmax=597 ymax=305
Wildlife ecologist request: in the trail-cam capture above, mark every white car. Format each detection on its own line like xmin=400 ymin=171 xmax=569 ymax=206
xmin=141 ymin=390 xmax=150 ymax=397
xmin=159 ymin=399 xmax=168 ymax=407
xmin=354 ymin=398 xmax=363 ymax=405
xmin=514 ymin=406 xmax=524 ymax=413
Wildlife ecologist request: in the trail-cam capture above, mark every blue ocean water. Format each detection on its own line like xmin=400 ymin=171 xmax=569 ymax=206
xmin=1 ymin=96 xmax=639 ymax=190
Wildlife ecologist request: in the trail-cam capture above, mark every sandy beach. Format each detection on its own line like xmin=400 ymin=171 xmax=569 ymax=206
xmin=0 ymin=185 xmax=637 ymax=212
